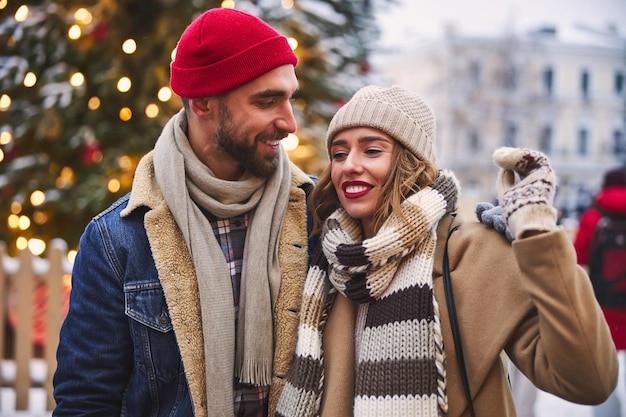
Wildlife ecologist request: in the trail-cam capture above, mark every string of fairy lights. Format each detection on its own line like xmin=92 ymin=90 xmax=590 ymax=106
xmin=0 ymin=0 xmax=305 ymax=259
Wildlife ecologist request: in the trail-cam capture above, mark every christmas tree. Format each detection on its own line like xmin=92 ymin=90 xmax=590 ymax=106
xmin=0 ymin=0 xmax=388 ymax=255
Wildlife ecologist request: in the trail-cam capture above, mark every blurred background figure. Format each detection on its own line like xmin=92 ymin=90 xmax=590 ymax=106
xmin=573 ymin=166 xmax=626 ymax=417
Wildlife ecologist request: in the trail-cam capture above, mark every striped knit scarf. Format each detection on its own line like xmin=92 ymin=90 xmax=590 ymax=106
xmin=276 ymin=170 xmax=460 ymax=417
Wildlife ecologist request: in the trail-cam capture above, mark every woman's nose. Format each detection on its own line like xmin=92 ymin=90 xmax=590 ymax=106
xmin=342 ymin=152 xmax=362 ymax=173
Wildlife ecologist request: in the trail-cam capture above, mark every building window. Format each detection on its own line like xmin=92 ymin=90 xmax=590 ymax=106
xmin=542 ymin=67 xmax=554 ymax=97
xmin=577 ymin=128 xmax=589 ymax=156
xmin=615 ymin=70 xmax=624 ymax=95
xmin=468 ymin=130 xmax=480 ymax=151
xmin=540 ymin=126 xmax=552 ymax=154
xmin=580 ymin=69 xmax=590 ymax=99
xmin=614 ymin=129 xmax=625 ymax=156
xmin=470 ymin=60 xmax=481 ymax=83
xmin=504 ymin=122 xmax=517 ymax=147
xmin=504 ymin=65 xmax=517 ymax=90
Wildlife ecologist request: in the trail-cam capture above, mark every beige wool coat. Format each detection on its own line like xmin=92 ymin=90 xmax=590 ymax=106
xmin=321 ymin=213 xmax=618 ymax=417
xmin=122 ymin=152 xmax=314 ymax=417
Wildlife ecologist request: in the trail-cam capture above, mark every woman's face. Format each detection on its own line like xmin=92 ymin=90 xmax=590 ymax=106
xmin=329 ymin=127 xmax=395 ymax=238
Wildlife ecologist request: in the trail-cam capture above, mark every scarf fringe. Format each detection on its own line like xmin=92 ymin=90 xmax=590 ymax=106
xmin=237 ymin=358 xmax=273 ymax=386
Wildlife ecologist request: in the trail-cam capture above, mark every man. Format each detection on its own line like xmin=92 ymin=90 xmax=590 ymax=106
xmin=53 ymin=8 xmax=315 ymax=417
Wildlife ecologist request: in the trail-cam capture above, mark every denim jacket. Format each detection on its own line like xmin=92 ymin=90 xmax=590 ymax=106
xmin=53 ymin=152 xmax=315 ymax=417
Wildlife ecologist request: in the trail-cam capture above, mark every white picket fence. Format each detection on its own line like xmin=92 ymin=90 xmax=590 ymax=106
xmin=0 ymin=240 xmax=71 ymax=415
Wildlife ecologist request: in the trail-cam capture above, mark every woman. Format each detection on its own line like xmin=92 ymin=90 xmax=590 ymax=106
xmin=275 ymin=85 xmax=618 ymax=417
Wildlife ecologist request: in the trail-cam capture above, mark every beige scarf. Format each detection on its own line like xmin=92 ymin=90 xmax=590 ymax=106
xmin=153 ymin=109 xmax=291 ymax=415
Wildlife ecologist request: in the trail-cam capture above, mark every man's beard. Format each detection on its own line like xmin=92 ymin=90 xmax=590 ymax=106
xmin=215 ymin=101 xmax=287 ymax=178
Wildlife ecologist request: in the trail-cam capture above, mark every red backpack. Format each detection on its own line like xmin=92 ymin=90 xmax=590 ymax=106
xmin=588 ymin=207 xmax=626 ymax=308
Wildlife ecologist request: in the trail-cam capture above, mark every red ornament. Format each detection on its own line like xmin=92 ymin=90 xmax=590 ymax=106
xmin=335 ymin=99 xmax=347 ymax=110
xmin=91 ymin=21 xmax=109 ymax=42
xmin=359 ymin=59 xmax=371 ymax=76
xmin=81 ymin=142 xmax=102 ymax=165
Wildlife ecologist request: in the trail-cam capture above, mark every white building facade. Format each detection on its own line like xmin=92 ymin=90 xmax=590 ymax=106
xmin=374 ymin=26 xmax=626 ymax=222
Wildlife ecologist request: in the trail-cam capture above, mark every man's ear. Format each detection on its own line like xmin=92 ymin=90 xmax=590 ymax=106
xmin=188 ymin=97 xmax=213 ymax=118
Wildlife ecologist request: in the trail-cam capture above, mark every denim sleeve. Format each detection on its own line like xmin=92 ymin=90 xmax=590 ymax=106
xmin=53 ymin=217 xmax=132 ymax=415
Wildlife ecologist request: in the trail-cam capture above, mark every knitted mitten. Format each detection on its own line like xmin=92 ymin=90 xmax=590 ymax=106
xmin=475 ymin=202 xmax=515 ymax=242
xmin=492 ymin=147 xmax=558 ymax=239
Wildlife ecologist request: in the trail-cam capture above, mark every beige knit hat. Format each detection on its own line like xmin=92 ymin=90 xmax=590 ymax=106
xmin=326 ymin=85 xmax=437 ymax=163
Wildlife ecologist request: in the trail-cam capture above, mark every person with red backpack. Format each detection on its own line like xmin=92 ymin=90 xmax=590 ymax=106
xmin=574 ymin=166 xmax=626 ymax=417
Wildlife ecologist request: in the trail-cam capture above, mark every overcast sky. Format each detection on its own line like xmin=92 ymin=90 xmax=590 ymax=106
xmin=376 ymin=0 xmax=626 ymax=46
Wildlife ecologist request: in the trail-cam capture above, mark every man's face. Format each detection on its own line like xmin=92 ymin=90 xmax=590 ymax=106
xmin=215 ymin=99 xmax=287 ymax=178
xmin=213 ymin=65 xmax=299 ymax=178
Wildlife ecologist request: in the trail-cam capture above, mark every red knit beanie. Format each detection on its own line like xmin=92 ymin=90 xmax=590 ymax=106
xmin=170 ymin=8 xmax=298 ymax=98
